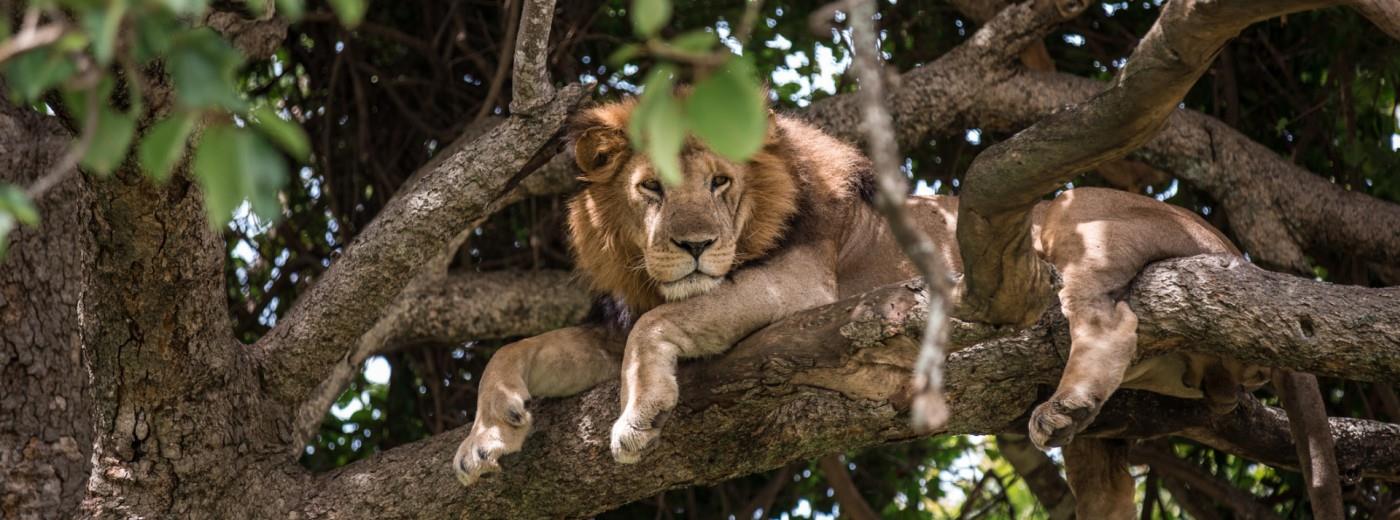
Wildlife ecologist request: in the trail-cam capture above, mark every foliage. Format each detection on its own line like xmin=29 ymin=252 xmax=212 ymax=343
xmin=0 ymin=0 xmax=366 ymax=255
xmin=5 ymin=0 xmax=1397 ymax=517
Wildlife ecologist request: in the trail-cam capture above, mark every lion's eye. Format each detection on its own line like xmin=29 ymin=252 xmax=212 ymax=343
xmin=710 ymin=176 xmax=731 ymax=192
xmin=639 ymin=179 xmax=663 ymax=194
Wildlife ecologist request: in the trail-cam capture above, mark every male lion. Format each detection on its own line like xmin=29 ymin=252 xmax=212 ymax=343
xmin=454 ymin=98 xmax=1265 ymax=518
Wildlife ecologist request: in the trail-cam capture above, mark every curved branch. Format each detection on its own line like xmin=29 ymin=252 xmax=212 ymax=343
xmin=1354 ymin=0 xmax=1400 ymax=40
xmin=284 ymin=255 xmax=1400 ymax=518
xmin=954 ymin=0 xmax=1345 ymax=325
xmin=255 ymin=0 xmax=584 ymax=423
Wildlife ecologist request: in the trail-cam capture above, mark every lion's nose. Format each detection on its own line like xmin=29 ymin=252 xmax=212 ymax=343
xmin=672 ymin=239 xmax=715 ymax=259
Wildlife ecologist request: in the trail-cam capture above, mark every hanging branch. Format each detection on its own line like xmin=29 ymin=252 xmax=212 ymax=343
xmin=845 ymin=0 xmax=956 ymax=431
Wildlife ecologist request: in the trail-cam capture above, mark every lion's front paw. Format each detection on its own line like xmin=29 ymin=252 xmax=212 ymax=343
xmin=610 ymin=406 xmax=672 ymax=464
xmin=1028 ymin=392 xmax=1101 ymax=450
xmin=453 ymin=397 xmax=532 ymax=486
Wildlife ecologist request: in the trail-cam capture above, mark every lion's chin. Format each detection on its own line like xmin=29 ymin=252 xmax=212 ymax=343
xmin=657 ymin=273 xmax=723 ymax=302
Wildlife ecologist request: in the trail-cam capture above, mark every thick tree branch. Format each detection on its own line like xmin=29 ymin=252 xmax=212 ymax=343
xmin=954 ymin=0 xmax=1345 ymax=325
xmin=285 ymin=256 xmax=1400 ymax=518
xmin=510 ymin=0 xmax=556 ymax=114
xmin=256 ymin=0 xmax=584 ymax=426
xmin=1131 ymin=255 xmax=1400 ymax=381
xmin=974 ymin=71 xmax=1400 ymax=273
xmin=1353 ymin=0 xmax=1400 ymax=40
xmin=374 ymin=269 xmax=589 ymax=348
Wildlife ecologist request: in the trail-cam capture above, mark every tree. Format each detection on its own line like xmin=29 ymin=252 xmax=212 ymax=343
xmin=2 ymin=0 xmax=1398 ymax=518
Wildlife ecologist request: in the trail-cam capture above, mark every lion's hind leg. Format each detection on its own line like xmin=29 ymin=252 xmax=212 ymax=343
xmin=1064 ymin=438 xmax=1136 ymax=520
xmin=1029 ymin=277 xmax=1138 ymax=450
xmin=454 ymin=326 xmax=619 ymax=486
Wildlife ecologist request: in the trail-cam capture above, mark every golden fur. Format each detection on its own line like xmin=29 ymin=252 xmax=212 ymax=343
xmin=456 ymin=99 xmax=1262 ymax=520
xmin=565 ymin=100 xmax=861 ymax=312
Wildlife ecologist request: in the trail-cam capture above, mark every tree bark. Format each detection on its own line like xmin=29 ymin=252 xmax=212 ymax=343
xmin=285 ymin=257 xmax=1400 ymax=517
xmin=0 ymin=92 xmax=92 ymax=520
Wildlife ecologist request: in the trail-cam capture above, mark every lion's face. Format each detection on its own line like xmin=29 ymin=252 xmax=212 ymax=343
xmin=566 ymin=100 xmax=799 ymax=310
xmin=614 ymin=150 xmax=747 ymax=301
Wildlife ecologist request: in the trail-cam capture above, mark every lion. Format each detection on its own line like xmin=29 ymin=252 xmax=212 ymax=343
xmin=453 ymin=98 xmax=1267 ymax=518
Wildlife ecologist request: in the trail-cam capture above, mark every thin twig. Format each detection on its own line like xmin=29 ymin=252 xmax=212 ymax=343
xmin=0 ymin=8 xmax=66 ymax=65
xmin=846 ymin=0 xmax=953 ymax=431
xmin=473 ymin=0 xmax=518 ymax=125
xmin=733 ymin=0 xmax=766 ymax=46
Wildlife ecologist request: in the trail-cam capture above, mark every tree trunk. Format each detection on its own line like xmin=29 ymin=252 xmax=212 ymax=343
xmin=0 ymin=92 xmax=92 ymax=520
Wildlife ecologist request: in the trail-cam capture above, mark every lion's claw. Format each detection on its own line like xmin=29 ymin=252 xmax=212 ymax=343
xmin=1028 ymin=392 xmax=1101 ymax=450
xmin=611 ymin=407 xmax=670 ymax=463
xmin=454 ymin=394 xmax=533 ymax=487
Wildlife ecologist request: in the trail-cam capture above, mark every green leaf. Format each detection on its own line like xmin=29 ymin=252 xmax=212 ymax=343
xmin=242 ymin=0 xmax=271 ymax=17
xmin=133 ymin=9 xmax=180 ymax=63
xmin=192 ymin=125 xmax=287 ymax=226
xmin=328 ymin=0 xmax=367 ymax=28
xmin=628 ymin=65 xmax=675 ymax=146
xmin=168 ymin=29 xmax=247 ymax=111
xmin=607 ymin=43 xmax=642 ymax=68
xmin=138 ymin=112 xmax=197 ymax=182
xmin=82 ymin=0 xmax=128 ymax=65
xmin=2 ymin=46 xmax=76 ymax=102
xmin=250 ymin=106 xmax=310 ymax=162
xmin=630 ymin=0 xmax=670 ymax=38
xmin=685 ymin=57 xmax=766 ymax=162
xmin=0 ymin=213 xmax=14 ymax=259
xmin=629 ymin=66 xmax=686 ymax=185
xmin=159 ymin=0 xmax=208 ymax=15
xmin=670 ymin=30 xmax=717 ymax=54
xmin=0 ymin=185 xmax=39 ymax=226
xmin=275 ymin=0 xmax=305 ymax=21
xmin=80 ymin=108 xmax=138 ymax=176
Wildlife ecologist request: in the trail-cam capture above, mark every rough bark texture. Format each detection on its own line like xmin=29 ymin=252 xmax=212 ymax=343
xmin=0 ymin=95 xmax=92 ymax=520
xmin=285 ymin=260 xmax=1400 ymax=517
xmin=1 ymin=1 xmax=1397 ymax=517
xmin=374 ymin=269 xmax=590 ymax=348
xmin=1132 ymin=255 xmax=1400 ymax=380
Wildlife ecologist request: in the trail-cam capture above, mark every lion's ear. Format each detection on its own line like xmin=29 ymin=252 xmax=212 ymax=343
xmin=569 ymin=102 xmax=634 ymax=181
xmin=573 ymin=127 xmax=628 ymax=176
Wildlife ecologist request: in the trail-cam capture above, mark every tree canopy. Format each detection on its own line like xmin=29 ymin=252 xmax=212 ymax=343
xmin=1 ymin=0 xmax=1398 ymax=518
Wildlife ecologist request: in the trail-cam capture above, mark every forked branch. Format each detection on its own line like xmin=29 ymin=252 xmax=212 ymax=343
xmin=953 ymin=0 xmax=1346 ymax=326
xmin=256 ymin=0 xmax=584 ymax=450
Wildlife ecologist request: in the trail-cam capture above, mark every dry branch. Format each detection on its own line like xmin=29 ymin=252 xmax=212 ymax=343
xmin=846 ymin=0 xmax=955 ymax=431
xmin=285 ymin=256 xmax=1400 ymax=518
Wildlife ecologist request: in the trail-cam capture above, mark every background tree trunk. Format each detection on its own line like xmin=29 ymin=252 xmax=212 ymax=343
xmin=0 ymin=93 xmax=92 ymax=520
